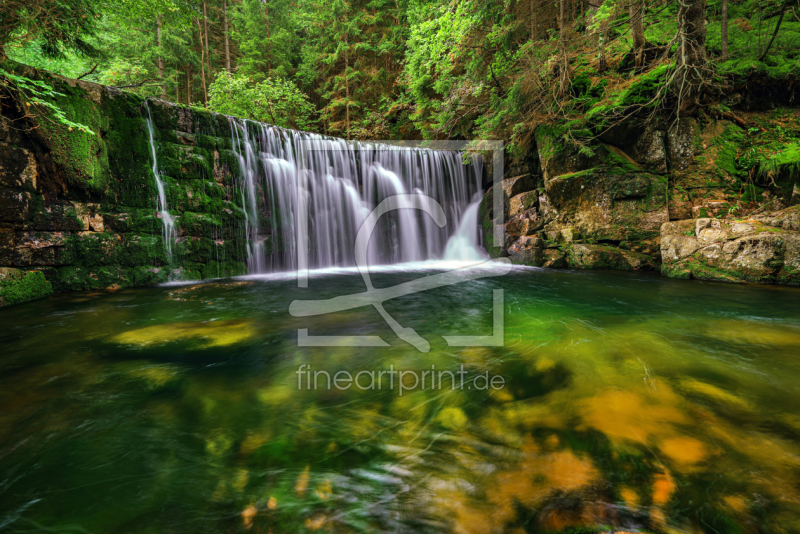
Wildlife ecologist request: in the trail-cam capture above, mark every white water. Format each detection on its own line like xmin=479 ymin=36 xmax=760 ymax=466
xmin=443 ymin=198 xmax=488 ymax=262
xmin=144 ymin=103 xmax=175 ymax=265
xmin=229 ymin=120 xmax=485 ymax=273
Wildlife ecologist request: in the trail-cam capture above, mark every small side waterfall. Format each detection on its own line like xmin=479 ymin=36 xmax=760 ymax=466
xmin=144 ymin=103 xmax=176 ymax=265
xmin=229 ymin=119 xmax=483 ymax=273
xmin=443 ymin=198 xmax=488 ymax=261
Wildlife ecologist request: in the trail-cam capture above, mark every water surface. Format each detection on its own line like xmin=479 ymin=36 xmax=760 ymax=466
xmin=1 ymin=267 xmax=800 ymax=533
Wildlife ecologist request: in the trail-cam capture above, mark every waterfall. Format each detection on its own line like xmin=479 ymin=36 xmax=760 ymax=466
xmin=144 ymin=103 xmax=175 ymax=265
xmin=229 ymin=119 xmax=483 ymax=273
xmin=443 ymin=197 xmax=488 ymax=262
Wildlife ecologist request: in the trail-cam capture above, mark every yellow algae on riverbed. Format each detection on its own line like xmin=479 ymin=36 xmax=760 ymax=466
xmin=678 ymin=378 xmax=753 ymax=412
xmin=439 ymin=436 xmax=601 ymax=532
xmin=659 ymin=436 xmax=708 ymax=466
xmin=703 ymin=319 xmax=800 ymax=348
xmin=579 ymin=388 xmax=689 ymax=445
xmin=113 ymin=319 xmax=256 ymax=348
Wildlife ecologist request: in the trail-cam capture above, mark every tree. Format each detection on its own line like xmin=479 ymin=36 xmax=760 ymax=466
xmin=720 ymin=0 xmax=728 ymax=60
xmin=558 ymin=0 xmax=571 ymax=95
xmin=677 ymin=0 xmax=707 ymax=108
xmin=208 ymin=71 xmax=316 ymax=129
xmin=630 ymin=0 xmax=645 ymax=69
xmin=0 ymin=0 xmax=100 ymax=60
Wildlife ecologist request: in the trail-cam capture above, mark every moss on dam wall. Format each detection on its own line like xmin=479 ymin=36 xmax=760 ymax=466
xmin=1 ymin=61 xmax=249 ymax=306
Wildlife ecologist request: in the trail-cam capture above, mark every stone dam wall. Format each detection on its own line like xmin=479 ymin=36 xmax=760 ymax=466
xmin=1 ymin=62 xmax=250 ymax=305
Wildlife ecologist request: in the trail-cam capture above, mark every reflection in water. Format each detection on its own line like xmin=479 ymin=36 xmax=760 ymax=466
xmin=1 ymin=268 xmax=799 ymax=533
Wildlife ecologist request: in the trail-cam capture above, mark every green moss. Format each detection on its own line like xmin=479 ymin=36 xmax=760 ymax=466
xmin=587 ymin=63 xmax=674 ymax=124
xmin=681 ymin=258 xmax=777 ymax=284
xmin=661 ymin=264 xmax=692 ymax=279
xmin=101 ymin=207 xmax=160 ymax=233
xmin=0 ymin=269 xmax=53 ymax=306
xmin=66 ymin=232 xmax=121 ymax=267
xmin=714 ymin=124 xmax=746 ymax=178
xmin=118 ymin=234 xmax=169 ymax=267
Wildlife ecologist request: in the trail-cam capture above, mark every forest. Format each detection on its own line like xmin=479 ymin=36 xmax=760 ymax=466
xmin=2 ymin=0 xmax=798 ymax=152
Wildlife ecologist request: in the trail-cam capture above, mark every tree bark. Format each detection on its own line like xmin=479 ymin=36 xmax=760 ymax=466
xmin=196 ymin=20 xmax=208 ymax=105
xmin=677 ymin=0 xmax=707 ymax=107
xmin=591 ymin=0 xmax=608 ymax=71
xmin=265 ymin=0 xmax=271 ymax=71
xmin=758 ymin=0 xmax=791 ymax=62
xmin=630 ymin=0 xmax=645 ymax=68
xmin=157 ymin=15 xmax=166 ymax=97
xmin=187 ymin=67 xmax=192 ymax=106
xmin=223 ymin=0 xmax=231 ymax=74
xmin=721 ymin=0 xmax=728 ymax=60
xmin=344 ymin=29 xmax=350 ymax=139
xmin=203 ymin=1 xmax=211 ymax=78
xmin=559 ymin=0 xmax=571 ymax=94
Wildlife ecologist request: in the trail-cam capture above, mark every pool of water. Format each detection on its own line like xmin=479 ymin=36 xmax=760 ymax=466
xmin=1 ymin=266 xmax=800 ymax=533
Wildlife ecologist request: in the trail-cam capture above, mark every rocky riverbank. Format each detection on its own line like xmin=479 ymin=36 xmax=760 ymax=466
xmin=480 ymin=108 xmax=800 ymax=287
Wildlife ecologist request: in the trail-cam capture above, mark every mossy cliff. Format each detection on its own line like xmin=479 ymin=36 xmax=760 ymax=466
xmin=1 ymin=61 xmax=249 ymax=306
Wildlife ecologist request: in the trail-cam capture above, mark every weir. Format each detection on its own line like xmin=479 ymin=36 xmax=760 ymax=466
xmin=227 ymin=117 xmax=485 ymax=273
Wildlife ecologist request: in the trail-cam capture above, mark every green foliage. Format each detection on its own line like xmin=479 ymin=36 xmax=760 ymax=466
xmin=208 ymin=71 xmax=315 ymax=130
xmin=0 ymin=66 xmax=95 ymax=133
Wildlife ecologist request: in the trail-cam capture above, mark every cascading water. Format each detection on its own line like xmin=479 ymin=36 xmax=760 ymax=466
xmin=145 ymin=103 xmax=176 ymax=265
xmin=229 ymin=119 xmax=483 ymax=273
xmin=443 ymin=196 xmax=489 ymax=262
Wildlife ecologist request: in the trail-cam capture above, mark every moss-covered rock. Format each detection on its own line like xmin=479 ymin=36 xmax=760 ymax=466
xmin=0 ymin=267 xmax=53 ymax=306
xmin=566 ymin=244 xmax=656 ymax=271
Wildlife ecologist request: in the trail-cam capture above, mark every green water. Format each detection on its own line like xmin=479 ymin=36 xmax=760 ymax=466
xmin=1 ymin=268 xmax=800 ymax=533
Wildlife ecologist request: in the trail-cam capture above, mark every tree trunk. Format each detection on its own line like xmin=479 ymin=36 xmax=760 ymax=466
xmin=203 ymin=1 xmax=211 ymax=78
xmin=223 ymin=0 xmax=231 ymax=74
xmin=677 ymin=0 xmax=707 ymax=107
xmin=265 ymin=0 xmax=271 ymax=71
xmin=559 ymin=0 xmax=571 ymax=94
xmin=187 ymin=68 xmax=192 ymax=106
xmin=721 ymin=0 xmax=728 ymax=60
xmin=157 ymin=15 xmax=166 ymax=98
xmin=758 ymin=0 xmax=791 ymax=62
xmin=196 ymin=20 xmax=208 ymax=105
xmin=630 ymin=0 xmax=645 ymax=68
xmin=592 ymin=0 xmax=608 ymax=71
xmin=344 ymin=30 xmax=350 ymax=139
